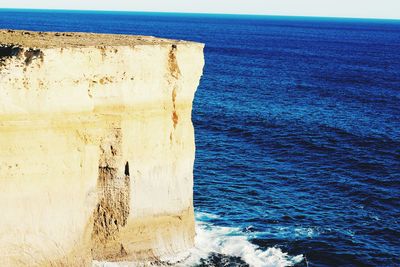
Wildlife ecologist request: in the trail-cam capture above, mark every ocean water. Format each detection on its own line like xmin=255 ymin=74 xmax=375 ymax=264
xmin=1 ymin=9 xmax=399 ymax=266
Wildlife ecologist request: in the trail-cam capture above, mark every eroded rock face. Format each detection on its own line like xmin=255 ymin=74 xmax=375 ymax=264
xmin=0 ymin=30 xmax=204 ymax=266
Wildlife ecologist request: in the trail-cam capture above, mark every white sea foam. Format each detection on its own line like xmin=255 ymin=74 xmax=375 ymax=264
xmin=261 ymin=226 xmax=321 ymax=239
xmin=93 ymin=212 xmax=304 ymax=267
xmin=176 ymin=212 xmax=304 ymax=267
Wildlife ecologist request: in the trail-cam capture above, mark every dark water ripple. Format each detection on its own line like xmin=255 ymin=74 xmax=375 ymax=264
xmin=1 ymin=10 xmax=400 ymax=266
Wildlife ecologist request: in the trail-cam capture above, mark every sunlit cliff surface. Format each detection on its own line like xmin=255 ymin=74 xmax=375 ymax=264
xmin=0 ymin=30 xmax=204 ymax=266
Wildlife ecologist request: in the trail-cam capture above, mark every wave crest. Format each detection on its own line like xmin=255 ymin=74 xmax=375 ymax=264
xmin=177 ymin=212 xmax=304 ymax=267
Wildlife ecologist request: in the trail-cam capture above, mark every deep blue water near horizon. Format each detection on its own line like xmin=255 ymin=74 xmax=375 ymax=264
xmin=1 ymin=9 xmax=399 ymax=267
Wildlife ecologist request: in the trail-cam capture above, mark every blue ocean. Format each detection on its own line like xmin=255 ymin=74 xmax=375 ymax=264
xmin=1 ymin=9 xmax=399 ymax=267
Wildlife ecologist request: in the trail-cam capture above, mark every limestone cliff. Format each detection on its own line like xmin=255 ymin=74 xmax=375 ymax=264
xmin=0 ymin=30 xmax=204 ymax=266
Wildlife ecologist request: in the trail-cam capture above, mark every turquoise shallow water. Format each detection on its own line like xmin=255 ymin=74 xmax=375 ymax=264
xmin=1 ymin=9 xmax=399 ymax=266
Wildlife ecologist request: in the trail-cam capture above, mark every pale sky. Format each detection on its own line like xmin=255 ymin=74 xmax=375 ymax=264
xmin=1 ymin=0 xmax=400 ymax=20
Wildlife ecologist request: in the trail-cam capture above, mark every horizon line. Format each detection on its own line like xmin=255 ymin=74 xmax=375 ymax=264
xmin=1 ymin=7 xmax=400 ymax=21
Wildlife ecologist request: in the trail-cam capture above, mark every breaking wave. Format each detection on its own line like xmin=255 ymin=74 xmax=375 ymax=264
xmin=177 ymin=212 xmax=304 ymax=267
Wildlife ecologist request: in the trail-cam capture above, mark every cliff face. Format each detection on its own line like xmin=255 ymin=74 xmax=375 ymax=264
xmin=0 ymin=30 xmax=204 ymax=266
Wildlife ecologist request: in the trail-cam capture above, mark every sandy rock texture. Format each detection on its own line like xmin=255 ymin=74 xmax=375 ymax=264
xmin=0 ymin=30 xmax=204 ymax=266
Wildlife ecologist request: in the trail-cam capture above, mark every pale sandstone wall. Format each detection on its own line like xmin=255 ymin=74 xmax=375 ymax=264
xmin=0 ymin=30 xmax=204 ymax=266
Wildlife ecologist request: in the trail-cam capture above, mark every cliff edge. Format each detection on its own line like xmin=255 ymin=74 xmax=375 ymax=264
xmin=0 ymin=30 xmax=204 ymax=266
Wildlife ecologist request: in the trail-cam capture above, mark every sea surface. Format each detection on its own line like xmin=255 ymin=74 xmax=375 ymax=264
xmin=1 ymin=9 xmax=399 ymax=267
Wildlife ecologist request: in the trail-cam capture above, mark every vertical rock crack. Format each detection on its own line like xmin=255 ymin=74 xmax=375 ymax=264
xmin=92 ymin=128 xmax=131 ymax=254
